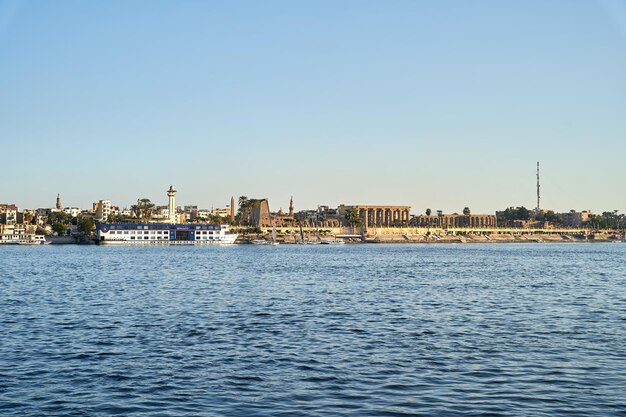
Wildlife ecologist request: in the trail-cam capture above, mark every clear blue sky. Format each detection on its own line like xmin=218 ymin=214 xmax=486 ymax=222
xmin=2 ymin=0 xmax=625 ymax=214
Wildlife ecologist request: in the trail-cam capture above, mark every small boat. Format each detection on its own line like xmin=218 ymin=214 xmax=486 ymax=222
xmin=320 ymin=239 xmax=345 ymax=245
xmin=250 ymin=239 xmax=269 ymax=245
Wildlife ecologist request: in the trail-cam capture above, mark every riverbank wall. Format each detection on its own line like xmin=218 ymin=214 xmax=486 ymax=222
xmin=234 ymin=226 xmax=621 ymax=244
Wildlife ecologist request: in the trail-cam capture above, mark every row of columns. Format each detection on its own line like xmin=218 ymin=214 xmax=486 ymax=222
xmin=360 ymin=207 xmax=410 ymax=228
xmin=466 ymin=216 xmax=497 ymax=227
xmin=412 ymin=215 xmax=497 ymax=228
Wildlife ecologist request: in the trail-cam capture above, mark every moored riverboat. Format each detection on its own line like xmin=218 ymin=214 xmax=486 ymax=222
xmin=96 ymin=223 xmax=238 ymax=245
xmin=0 ymin=234 xmax=49 ymax=245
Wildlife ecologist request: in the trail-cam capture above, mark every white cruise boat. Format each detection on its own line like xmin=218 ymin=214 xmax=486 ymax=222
xmin=0 ymin=233 xmax=48 ymax=245
xmin=17 ymin=235 xmax=50 ymax=245
xmin=97 ymin=223 xmax=238 ymax=245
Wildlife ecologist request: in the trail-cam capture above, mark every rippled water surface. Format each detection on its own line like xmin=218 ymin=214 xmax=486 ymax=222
xmin=1 ymin=243 xmax=625 ymax=416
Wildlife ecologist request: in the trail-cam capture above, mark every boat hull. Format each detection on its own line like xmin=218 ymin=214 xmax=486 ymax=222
xmin=98 ymin=241 xmax=237 ymax=246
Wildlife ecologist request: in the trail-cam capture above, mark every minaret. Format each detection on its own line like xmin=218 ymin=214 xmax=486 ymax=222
xmin=167 ymin=185 xmax=177 ymax=223
xmin=56 ymin=193 xmax=61 ymax=209
xmin=230 ymin=195 xmax=235 ymax=223
xmin=289 ymin=196 xmax=294 ymax=216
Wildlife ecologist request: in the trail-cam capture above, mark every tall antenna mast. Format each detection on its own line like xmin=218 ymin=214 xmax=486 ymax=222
xmin=536 ymin=161 xmax=540 ymax=212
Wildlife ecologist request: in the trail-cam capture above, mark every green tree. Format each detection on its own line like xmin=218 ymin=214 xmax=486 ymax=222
xmin=596 ymin=211 xmax=624 ymax=229
xmin=106 ymin=214 xmax=126 ymax=223
xmin=503 ymin=206 xmax=531 ymax=221
xmin=426 ymin=208 xmax=431 ymax=216
xmin=48 ymin=211 xmax=72 ymax=225
xmin=588 ymin=214 xmax=608 ymax=229
xmin=463 ymin=207 xmax=471 ymax=216
xmin=342 ymin=207 xmax=362 ymax=227
xmin=236 ymin=196 xmax=249 ymax=225
xmin=210 ymin=214 xmax=226 ymax=224
xmin=236 ymin=197 xmax=262 ymax=226
xmin=517 ymin=206 xmax=531 ymax=220
xmin=52 ymin=223 xmax=66 ymax=236
xmin=131 ymin=199 xmax=156 ymax=220
xmin=77 ymin=217 xmax=96 ymax=236
xmin=542 ymin=210 xmax=562 ymax=225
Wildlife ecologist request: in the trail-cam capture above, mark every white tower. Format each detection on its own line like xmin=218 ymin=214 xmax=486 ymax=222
xmin=167 ymin=185 xmax=177 ymax=223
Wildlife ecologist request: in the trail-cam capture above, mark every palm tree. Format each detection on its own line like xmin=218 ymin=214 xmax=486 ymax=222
xmin=131 ymin=199 xmax=155 ymax=220
xmin=342 ymin=207 xmax=362 ymax=228
xmin=141 ymin=199 xmax=156 ymax=219
xmin=425 ymin=208 xmax=432 ymax=227
xmin=130 ymin=204 xmax=140 ymax=218
xmin=237 ymin=196 xmax=256 ymax=226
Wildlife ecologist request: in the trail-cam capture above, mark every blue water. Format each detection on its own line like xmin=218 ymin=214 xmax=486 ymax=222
xmin=1 ymin=243 xmax=625 ymax=416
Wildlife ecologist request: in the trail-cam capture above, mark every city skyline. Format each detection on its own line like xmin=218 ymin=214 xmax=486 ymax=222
xmin=3 ymin=165 xmax=619 ymax=216
xmin=2 ymin=1 xmax=625 ymax=213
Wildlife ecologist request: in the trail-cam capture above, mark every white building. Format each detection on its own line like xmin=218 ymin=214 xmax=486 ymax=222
xmin=95 ymin=200 xmax=111 ymax=222
xmin=211 ymin=208 xmax=230 ymax=218
xmin=196 ymin=209 xmax=211 ymax=220
xmin=63 ymin=207 xmax=81 ymax=218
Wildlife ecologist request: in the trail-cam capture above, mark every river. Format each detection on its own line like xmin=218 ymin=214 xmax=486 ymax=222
xmin=1 ymin=243 xmax=625 ymax=416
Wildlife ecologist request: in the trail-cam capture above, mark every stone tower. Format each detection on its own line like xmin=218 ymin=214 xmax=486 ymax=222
xmin=56 ymin=193 xmax=61 ymax=210
xmin=230 ymin=195 xmax=235 ymax=224
xmin=167 ymin=185 xmax=177 ymax=223
xmin=289 ymin=196 xmax=294 ymax=216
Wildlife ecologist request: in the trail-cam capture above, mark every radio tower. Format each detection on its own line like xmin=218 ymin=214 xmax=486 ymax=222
xmin=536 ymin=161 xmax=540 ymax=213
